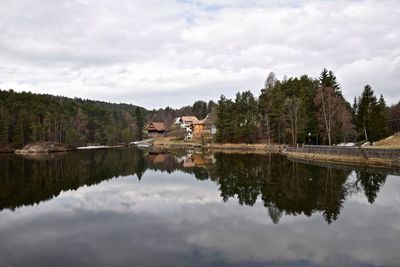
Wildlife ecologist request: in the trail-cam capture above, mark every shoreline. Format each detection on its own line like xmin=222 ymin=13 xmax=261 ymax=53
xmin=284 ymin=151 xmax=400 ymax=168
xmin=77 ymin=145 xmax=126 ymax=150
xmin=204 ymin=143 xmax=280 ymax=152
xmin=4 ymin=140 xmax=400 ymax=169
xmin=151 ymin=140 xmax=281 ymax=152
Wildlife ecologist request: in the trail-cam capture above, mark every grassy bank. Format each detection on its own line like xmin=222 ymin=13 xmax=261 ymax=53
xmin=152 ymin=137 xmax=281 ymax=152
xmin=152 ymin=137 xmax=202 ymax=148
xmin=285 ymin=151 xmax=400 ymax=168
xmin=205 ymin=143 xmax=280 ymax=152
xmin=373 ymin=134 xmax=400 ymax=148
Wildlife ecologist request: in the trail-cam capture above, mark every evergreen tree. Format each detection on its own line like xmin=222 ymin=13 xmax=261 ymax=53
xmin=192 ymin=100 xmax=208 ymax=119
xmin=355 ymin=85 xmax=388 ymax=142
xmin=0 ymin=89 xmax=145 ymax=147
xmin=0 ymin=106 xmax=10 ymax=144
xmin=215 ymin=95 xmax=235 ymax=143
xmin=319 ymin=68 xmax=341 ymax=94
xmin=135 ymin=107 xmax=144 ymax=141
xmin=370 ymin=95 xmax=389 ymax=141
xmin=234 ymin=91 xmax=259 ymax=143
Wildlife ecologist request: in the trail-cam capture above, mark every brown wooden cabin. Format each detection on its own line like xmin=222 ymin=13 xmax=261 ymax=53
xmin=193 ymin=115 xmax=215 ymax=138
xmin=146 ymin=122 xmax=167 ymax=137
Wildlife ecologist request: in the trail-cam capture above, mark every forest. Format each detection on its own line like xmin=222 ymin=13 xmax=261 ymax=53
xmin=0 ymin=89 xmax=216 ymax=148
xmin=0 ymin=90 xmax=145 ymax=147
xmin=216 ymin=69 xmax=399 ymax=145
xmin=1 ymin=68 xmax=400 ymax=147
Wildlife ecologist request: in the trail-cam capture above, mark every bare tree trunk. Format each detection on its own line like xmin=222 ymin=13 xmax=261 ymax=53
xmin=266 ymin=115 xmax=271 ymax=147
xmin=321 ymin=88 xmax=332 ymax=146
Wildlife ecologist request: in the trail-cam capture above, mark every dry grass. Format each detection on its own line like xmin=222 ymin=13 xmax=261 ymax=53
xmin=152 ymin=138 xmax=282 ymax=151
xmin=153 ymin=137 xmax=201 ymax=147
xmin=373 ymin=133 xmax=400 ymax=148
xmin=206 ymin=143 xmax=280 ymax=152
xmin=286 ymin=151 xmax=400 ymax=168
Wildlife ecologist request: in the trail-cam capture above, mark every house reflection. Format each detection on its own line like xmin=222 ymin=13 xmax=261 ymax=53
xmin=149 ymin=153 xmax=167 ymax=164
xmin=178 ymin=151 xmax=214 ymax=168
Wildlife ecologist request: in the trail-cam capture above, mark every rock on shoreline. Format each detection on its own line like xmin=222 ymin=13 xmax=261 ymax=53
xmin=15 ymin=142 xmax=75 ymax=154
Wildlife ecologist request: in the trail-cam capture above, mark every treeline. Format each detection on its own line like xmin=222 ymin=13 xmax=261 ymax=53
xmin=216 ymin=69 xmax=393 ymax=145
xmin=0 ymin=90 xmax=145 ymax=147
xmin=146 ymin=100 xmax=217 ymax=126
xmin=389 ymin=101 xmax=400 ymax=133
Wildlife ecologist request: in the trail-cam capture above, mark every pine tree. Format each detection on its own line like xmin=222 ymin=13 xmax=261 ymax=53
xmin=355 ymin=85 xmax=389 ymax=142
xmin=135 ymin=107 xmax=144 ymax=141
xmin=319 ymin=68 xmax=341 ymax=94
xmin=370 ymin=95 xmax=389 ymax=141
xmin=0 ymin=106 xmax=10 ymax=144
xmin=215 ymin=95 xmax=235 ymax=143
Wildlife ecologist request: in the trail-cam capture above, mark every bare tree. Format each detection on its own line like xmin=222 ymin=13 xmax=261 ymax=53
xmin=264 ymin=72 xmax=277 ymax=90
xmin=284 ymin=96 xmax=302 ymax=145
xmin=314 ymin=87 xmax=353 ymax=145
xmin=338 ymin=107 xmax=356 ymax=143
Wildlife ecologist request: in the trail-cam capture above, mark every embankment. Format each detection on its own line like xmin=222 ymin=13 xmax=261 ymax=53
xmin=205 ymin=143 xmax=280 ymax=153
xmin=285 ymin=145 xmax=400 ymax=168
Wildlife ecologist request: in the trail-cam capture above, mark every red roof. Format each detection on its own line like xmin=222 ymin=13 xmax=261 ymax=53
xmin=147 ymin=122 xmax=167 ymax=131
xmin=181 ymin=116 xmax=199 ymax=123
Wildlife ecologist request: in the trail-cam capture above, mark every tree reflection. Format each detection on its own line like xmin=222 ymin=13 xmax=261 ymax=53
xmin=0 ymin=149 xmax=390 ymax=224
xmin=356 ymin=171 xmax=387 ymax=203
xmin=209 ymin=153 xmax=351 ymax=224
xmin=266 ymin=202 xmax=282 ymax=224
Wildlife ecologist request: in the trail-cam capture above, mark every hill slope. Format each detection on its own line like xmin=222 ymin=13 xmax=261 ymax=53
xmin=0 ymin=90 xmax=145 ymax=147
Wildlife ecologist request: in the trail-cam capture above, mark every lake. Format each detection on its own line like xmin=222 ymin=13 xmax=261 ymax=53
xmin=0 ymin=148 xmax=400 ymax=267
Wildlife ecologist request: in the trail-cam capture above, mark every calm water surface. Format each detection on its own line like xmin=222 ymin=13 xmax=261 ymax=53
xmin=0 ymin=148 xmax=400 ymax=267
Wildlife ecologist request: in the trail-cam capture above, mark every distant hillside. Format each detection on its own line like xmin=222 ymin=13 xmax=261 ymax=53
xmin=0 ymin=89 xmax=145 ymax=147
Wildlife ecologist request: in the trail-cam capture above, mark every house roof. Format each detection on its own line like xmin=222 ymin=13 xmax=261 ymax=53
xmin=147 ymin=122 xmax=167 ymax=131
xmin=181 ymin=116 xmax=199 ymax=123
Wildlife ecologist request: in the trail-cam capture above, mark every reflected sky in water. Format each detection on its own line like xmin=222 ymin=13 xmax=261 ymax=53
xmin=0 ymin=149 xmax=400 ymax=267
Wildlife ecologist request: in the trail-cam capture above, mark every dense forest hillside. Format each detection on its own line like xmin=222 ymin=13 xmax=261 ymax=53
xmin=0 ymin=90 xmax=145 ymax=147
xmin=0 ymin=89 xmax=216 ymax=148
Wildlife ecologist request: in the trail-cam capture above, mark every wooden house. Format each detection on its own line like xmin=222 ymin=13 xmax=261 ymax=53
xmin=193 ymin=115 xmax=216 ymax=138
xmin=145 ymin=122 xmax=167 ymax=137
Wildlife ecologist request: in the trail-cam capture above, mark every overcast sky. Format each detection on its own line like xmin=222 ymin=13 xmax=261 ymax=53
xmin=0 ymin=0 xmax=399 ymax=109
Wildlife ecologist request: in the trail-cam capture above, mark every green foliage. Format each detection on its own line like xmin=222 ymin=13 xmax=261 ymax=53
xmin=216 ymin=91 xmax=259 ymax=143
xmin=355 ymin=85 xmax=390 ymax=142
xmin=169 ymin=124 xmax=187 ymax=140
xmin=319 ymin=68 xmax=341 ymax=94
xmin=217 ymin=69 xmax=391 ymax=145
xmin=0 ymin=90 xmax=145 ymax=147
xmin=216 ymin=95 xmax=235 ymax=143
xmin=192 ymin=100 xmax=208 ymax=119
xmin=259 ymin=73 xmax=319 ymax=144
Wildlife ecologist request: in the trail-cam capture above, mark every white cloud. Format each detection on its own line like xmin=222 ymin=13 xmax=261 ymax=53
xmin=0 ymin=0 xmax=399 ymax=108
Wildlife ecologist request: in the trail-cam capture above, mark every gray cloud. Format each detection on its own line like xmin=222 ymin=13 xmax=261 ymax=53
xmin=0 ymin=0 xmax=399 ymax=108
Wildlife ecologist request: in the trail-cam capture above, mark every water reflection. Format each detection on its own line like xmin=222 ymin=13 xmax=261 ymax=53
xmin=1 ymin=148 xmax=400 ymax=267
xmin=0 ymin=149 xmax=392 ymax=225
